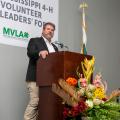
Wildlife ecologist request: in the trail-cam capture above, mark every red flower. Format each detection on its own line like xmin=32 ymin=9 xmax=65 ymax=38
xmin=102 ymin=97 xmax=108 ymax=101
xmin=63 ymin=100 xmax=88 ymax=119
xmin=63 ymin=107 xmax=70 ymax=118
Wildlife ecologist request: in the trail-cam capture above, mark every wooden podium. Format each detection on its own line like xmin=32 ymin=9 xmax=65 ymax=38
xmin=36 ymin=51 xmax=92 ymax=120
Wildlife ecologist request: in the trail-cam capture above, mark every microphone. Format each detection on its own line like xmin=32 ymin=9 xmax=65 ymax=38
xmin=53 ymin=41 xmax=69 ymax=51
xmin=53 ymin=41 xmax=64 ymax=48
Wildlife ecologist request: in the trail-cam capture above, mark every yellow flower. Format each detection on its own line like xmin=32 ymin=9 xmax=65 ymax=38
xmin=93 ymin=87 xmax=106 ymax=99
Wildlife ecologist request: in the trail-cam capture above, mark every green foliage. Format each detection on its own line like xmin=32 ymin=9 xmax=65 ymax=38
xmin=87 ymin=101 xmax=120 ymax=120
xmin=100 ymin=101 xmax=120 ymax=111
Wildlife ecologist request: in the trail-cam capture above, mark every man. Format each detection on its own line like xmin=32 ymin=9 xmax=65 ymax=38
xmin=24 ymin=22 xmax=58 ymax=120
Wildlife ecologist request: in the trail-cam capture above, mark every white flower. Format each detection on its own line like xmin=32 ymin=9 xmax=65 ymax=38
xmin=87 ymin=84 xmax=96 ymax=91
xmin=93 ymin=98 xmax=104 ymax=105
xmin=86 ymin=99 xmax=93 ymax=108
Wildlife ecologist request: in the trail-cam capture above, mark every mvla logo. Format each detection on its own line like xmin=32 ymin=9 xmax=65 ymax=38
xmin=3 ymin=27 xmax=29 ymax=39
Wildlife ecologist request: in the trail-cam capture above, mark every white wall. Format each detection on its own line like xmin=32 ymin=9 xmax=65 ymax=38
xmin=0 ymin=0 xmax=120 ymax=120
xmin=0 ymin=45 xmax=28 ymax=120
xmin=87 ymin=0 xmax=120 ymax=93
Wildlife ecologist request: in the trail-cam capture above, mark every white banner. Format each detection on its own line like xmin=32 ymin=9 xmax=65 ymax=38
xmin=0 ymin=0 xmax=59 ymax=47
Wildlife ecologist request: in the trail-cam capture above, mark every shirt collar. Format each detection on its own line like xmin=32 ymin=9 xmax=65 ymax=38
xmin=42 ymin=36 xmax=52 ymax=44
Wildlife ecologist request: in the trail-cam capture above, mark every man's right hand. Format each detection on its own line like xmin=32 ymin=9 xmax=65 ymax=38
xmin=39 ymin=50 xmax=48 ymax=59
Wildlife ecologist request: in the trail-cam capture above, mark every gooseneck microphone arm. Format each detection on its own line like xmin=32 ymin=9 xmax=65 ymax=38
xmin=53 ymin=41 xmax=69 ymax=51
xmin=53 ymin=41 xmax=64 ymax=48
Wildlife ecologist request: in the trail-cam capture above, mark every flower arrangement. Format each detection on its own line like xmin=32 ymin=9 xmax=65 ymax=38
xmin=52 ymin=57 xmax=120 ymax=120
